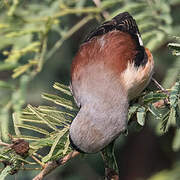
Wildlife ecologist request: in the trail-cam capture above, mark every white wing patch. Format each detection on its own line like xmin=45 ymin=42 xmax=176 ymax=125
xmin=137 ymin=33 xmax=143 ymax=46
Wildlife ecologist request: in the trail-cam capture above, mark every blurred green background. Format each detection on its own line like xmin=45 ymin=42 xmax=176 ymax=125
xmin=0 ymin=0 xmax=180 ymax=179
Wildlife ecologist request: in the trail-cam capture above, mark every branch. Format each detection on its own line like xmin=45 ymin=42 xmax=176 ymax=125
xmin=92 ymin=0 xmax=110 ymax=19
xmin=33 ymin=151 xmax=80 ymax=180
xmin=152 ymin=77 xmax=166 ymax=91
xmin=101 ymin=141 xmax=119 ymax=180
xmin=45 ymin=15 xmax=94 ymax=62
xmin=0 ymin=141 xmax=10 ymax=147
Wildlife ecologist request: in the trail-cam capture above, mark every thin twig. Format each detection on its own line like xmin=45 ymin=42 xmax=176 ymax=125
xmin=92 ymin=0 xmax=110 ymax=19
xmin=0 ymin=141 xmax=10 ymax=147
xmin=152 ymin=77 xmax=166 ymax=91
xmin=31 ymin=155 xmax=45 ymax=168
xmin=20 ymin=167 xmax=42 ymax=171
xmin=101 ymin=141 xmax=119 ymax=180
xmin=152 ymin=77 xmax=170 ymax=105
xmin=27 ymin=7 xmax=100 ymax=23
xmin=32 ymin=151 xmax=80 ymax=180
xmin=36 ymin=35 xmax=47 ymax=72
xmin=45 ymin=15 xmax=94 ymax=62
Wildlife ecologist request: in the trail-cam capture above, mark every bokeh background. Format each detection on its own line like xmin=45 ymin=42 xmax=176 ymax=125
xmin=0 ymin=0 xmax=180 ymax=180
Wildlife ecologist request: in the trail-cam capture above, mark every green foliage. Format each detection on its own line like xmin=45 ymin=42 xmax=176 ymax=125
xmin=0 ymin=166 xmax=12 ymax=180
xmin=1 ymin=79 xmax=179 ymax=178
xmin=14 ymin=83 xmax=78 ymax=162
xmin=128 ymin=81 xmax=180 ymax=133
xmin=0 ymin=82 xmax=78 ymax=179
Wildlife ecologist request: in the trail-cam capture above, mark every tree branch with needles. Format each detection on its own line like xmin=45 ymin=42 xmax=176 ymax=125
xmin=32 ymin=151 xmax=80 ymax=180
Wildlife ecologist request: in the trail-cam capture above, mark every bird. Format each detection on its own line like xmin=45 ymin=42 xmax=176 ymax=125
xmin=69 ymin=12 xmax=154 ymax=153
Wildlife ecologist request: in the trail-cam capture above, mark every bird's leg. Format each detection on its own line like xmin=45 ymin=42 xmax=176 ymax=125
xmin=101 ymin=141 xmax=119 ymax=180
